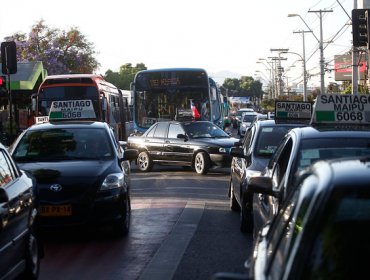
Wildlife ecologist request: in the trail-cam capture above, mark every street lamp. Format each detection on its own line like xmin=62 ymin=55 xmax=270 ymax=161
xmin=288 ymin=13 xmax=325 ymax=95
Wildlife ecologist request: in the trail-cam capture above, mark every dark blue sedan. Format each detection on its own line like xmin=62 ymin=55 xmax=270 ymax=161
xmin=9 ymin=121 xmax=138 ymax=236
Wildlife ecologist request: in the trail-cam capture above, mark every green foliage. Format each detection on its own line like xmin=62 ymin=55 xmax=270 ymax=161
xmin=222 ymin=76 xmax=263 ymax=98
xmin=104 ymin=63 xmax=147 ymax=90
xmin=4 ymin=20 xmax=99 ymax=74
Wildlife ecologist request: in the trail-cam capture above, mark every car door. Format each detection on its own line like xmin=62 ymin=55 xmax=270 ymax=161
xmin=231 ymin=126 xmax=255 ymax=204
xmin=164 ymin=123 xmax=192 ymax=164
xmin=0 ymin=148 xmax=33 ymax=276
xmin=146 ymin=122 xmax=167 ymax=161
xmin=253 ymin=136 xmax=293 ymax=233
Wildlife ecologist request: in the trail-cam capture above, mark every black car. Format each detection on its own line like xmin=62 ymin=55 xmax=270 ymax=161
xmin=0 ymin=142 xmax=42 ymax=279
xmin=250 ymin=125 xmax=370 ymax=238
xmin=228 ymin=119 xmax=307 ymax=232
xmin=9 ymin=121 xmax=138 ymax=235
xmin=214 ymin=157 xmax=370 ymax=279
xmin=127 ymin=121 xmax=239 ymax=175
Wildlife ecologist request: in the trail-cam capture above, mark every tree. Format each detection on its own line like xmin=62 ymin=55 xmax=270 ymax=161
xmin=104 ymin=63 xmax=147 ymax=90
xmin=3 ymin=20 xmax=99 ymax=75
xmin=223 ymin=76 xmax=263 ymax=99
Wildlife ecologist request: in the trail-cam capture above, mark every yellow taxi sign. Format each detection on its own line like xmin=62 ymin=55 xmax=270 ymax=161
xmin=312 ymin=94 xmax=370 ymax=124
xmin=49 ymin=100 xmax=96 ymax=121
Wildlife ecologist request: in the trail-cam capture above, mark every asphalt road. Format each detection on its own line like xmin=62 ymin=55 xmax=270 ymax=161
xmin=39 ymin=127 xmax=250 ymax=280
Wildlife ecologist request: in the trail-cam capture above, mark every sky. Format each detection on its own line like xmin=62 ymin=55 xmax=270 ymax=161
xmin=0 ymin=0 xmax=355 ymax=87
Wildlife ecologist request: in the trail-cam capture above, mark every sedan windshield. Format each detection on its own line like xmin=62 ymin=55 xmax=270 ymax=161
xmin=183 ymin=122 xmax=229 ymax=138
xmin=12 ymin=128 xmax=113 ymax=162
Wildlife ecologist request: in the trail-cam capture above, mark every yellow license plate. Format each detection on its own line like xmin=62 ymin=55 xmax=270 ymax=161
xmin=40 ymin=205 xmax=72 ymax=216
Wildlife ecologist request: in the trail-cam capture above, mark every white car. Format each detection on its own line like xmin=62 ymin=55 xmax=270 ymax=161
xmin=239 ymin=112 xmax=258 ymax=136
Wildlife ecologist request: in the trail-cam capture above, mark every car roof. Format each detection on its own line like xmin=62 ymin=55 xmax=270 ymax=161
xmin=289 ymin=125 xmax=370 ymax=140
xmin=26 ymin=121 xmax=109 ymax=131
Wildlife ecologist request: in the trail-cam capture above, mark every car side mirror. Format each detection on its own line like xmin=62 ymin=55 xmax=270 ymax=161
xmin=230 ymin=147 xmax=244 ymax=158
xmin=0 ymin=188 xmax=9 ymax=203
xmin=248 ymin=176 xmax=274 ymax=196
xmin=123 ymin=149 xmax=139 ymax=161
xmin=177 ymin=134 xmax=188 ymax=141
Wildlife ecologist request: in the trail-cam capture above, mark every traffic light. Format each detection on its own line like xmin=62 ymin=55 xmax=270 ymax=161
xmin=0 ymin=76 xmax=6 ymax=88
xmin=352 ymin=9 xmax=370 ymax=47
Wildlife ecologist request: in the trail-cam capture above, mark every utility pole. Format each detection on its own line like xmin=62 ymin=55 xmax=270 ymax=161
xmin=270 ymin=49 xmax=289 ymax=98
xmin=292 ymin=30 xmax=311 ymax=101
xmin=308 ymin=9 xmax=333 ymax=94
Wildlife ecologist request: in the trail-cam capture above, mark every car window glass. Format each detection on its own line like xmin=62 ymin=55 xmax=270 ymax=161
xmin=268 ymin=173 xmax=317 ymax=278
xmin=303 ymin=188 xmax=370 ymax=279
xmin=153 ymin=122 xmax=167 ymax=138
xmin=243 ymin=126 xmax=253 ymax=153
xmin=0 ymin=150 xmax=15 ymax=187
xmin=146 ymin=124 xmax=156 ymax=137
xmin=12 ymin=128 xmax=114 ymax=161
xmin=295 ymin=138 xmax=370 ymax=174
xmin=272 ymin=138 xmax=293 ymax=189
xmin=255 ymin=126 xmax=290 ymax=156
xmin=168 ymin=124 xmax=184 ymax=138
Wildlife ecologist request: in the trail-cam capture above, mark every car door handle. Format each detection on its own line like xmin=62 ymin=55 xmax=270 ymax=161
xmin=165 ymin=140 xmax=170 ymax=144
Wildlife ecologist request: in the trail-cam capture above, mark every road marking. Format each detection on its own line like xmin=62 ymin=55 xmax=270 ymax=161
xmin=138 ymin=201 xmax=205 ymax=280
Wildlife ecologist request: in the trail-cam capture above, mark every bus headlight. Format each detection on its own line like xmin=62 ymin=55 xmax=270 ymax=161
xmin=100 ymin=173 xmax=125 ymax=190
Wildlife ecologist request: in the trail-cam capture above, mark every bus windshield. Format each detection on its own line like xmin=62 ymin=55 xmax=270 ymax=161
xmin=133 ymin=69 xmax=218 ymax=131
xmin=38 ymin=86 xmax=99 ymax=116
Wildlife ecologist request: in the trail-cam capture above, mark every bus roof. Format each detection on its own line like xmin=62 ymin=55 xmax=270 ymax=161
xmin=135 ymin=68 xmax=208 ymax=75
xmin=40 ymin=74 xmax=118 ymax=91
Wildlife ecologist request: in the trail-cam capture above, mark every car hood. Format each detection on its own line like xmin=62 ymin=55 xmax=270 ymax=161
xmin=189 ymin=137 xmax=239 ymax=147
xmin=17 ymin=160 xmax=116 ymax=185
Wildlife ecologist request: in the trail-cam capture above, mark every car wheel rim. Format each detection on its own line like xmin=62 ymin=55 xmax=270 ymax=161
xmin=195 ymin=155 xmax=203 ymax=172
xmin=139 ymin=154 xmax=148 ymax=169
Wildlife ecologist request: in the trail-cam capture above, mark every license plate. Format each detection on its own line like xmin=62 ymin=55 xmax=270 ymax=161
xmin=40 ymin=205 xmax=72 ymax=216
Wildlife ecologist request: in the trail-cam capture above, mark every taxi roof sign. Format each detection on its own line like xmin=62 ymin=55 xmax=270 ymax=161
xmin=312 ymin=94 xmax=370 ymax=125
xmin=275 ymin=101 xmax=312 ymax=120
xmin=49 ymin=100 xmax=96 ymax=121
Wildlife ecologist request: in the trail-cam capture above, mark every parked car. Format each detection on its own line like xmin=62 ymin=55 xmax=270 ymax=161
xmin=239 ymin=112 xmax=258 ymax=136
xmin=229 ymin=119 xmax=307 ymax=232
xmin=0 ymin=142 xmax=42 ymax=279
xmin=214 ymin=157 xmax=370 ymax=279
xmin=127 ymin=121 xmax=239 ymax=175
xmin=9 ymin=121 xmax=138 ymax=236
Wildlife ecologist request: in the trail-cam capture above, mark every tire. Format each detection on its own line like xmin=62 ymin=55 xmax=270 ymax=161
xmin=20 ymin=228 xmax=40 ymax=280
xmin=113 ymin=196 xmax=131 ymax=236
xmin=137 ymin=151 xmax=153 ymax=172
xmin=229 ymin=180 xmax=240 ymax=212
xmin=194 ymin=152 xmax=210 ymax=175
xmin=240 ymin=196 xmax=253 ymax=233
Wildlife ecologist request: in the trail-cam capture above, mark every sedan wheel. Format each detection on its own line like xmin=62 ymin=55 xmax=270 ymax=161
xmin=113 ymin=196 xmax=131 ymax=236
xmin=137 ymin=151 xmax=153 ymax=172
xmin=194 ymin=152 xmax=210 ymax=175
xmin=229 ymin=180 xmax=240 ymax=212
xmin=22 ymin=229 xmax=40 ymax=279
xmin=240 ymin=197 xmax=253 ymax=233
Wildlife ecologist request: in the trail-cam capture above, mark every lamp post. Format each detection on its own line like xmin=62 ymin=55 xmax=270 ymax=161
xmin=282 ymin=51 xmax=307 ymax=101
xmin=288 ymin=13 xmax=329 ymax=95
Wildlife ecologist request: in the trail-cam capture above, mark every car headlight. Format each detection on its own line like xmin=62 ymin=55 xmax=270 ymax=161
xmin=100 ymin=173 xmax=125 ymax=191
xmin=219 ymin=147 xmax=230 ymax=153
xmin=242 ymin=123 xmax=247 ymax=128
